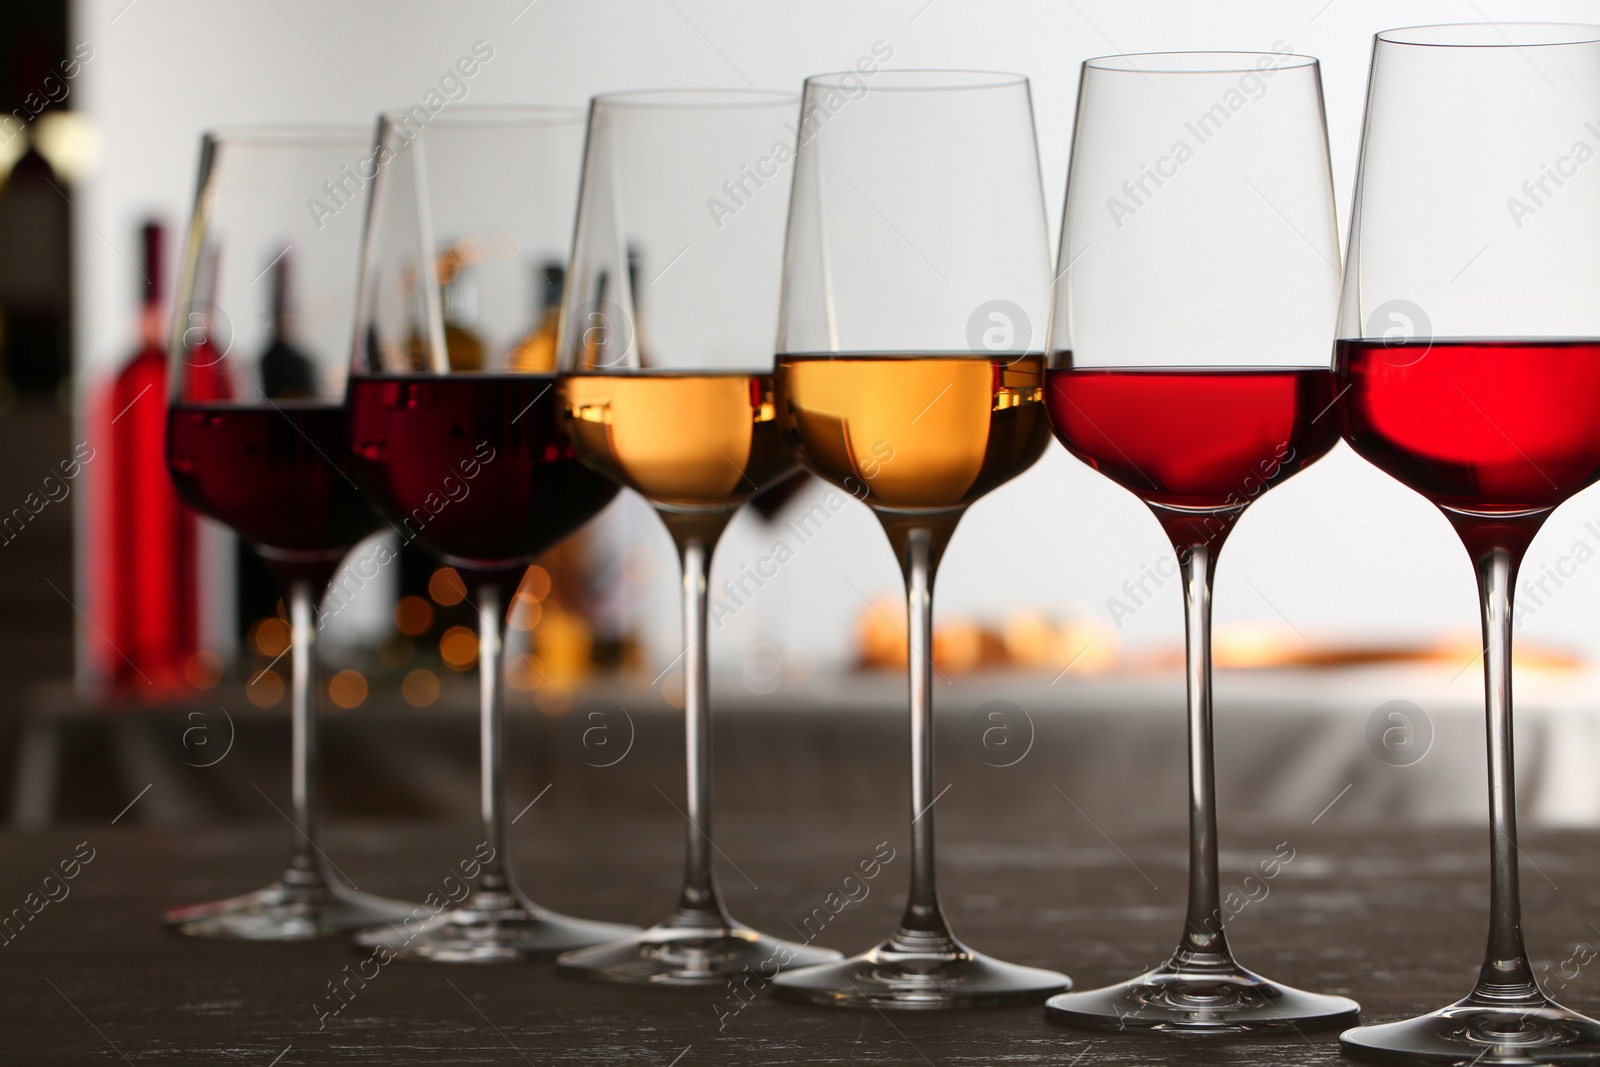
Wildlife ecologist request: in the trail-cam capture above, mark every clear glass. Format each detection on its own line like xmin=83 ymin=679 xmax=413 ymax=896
xmin=343 ymin=107 xmax=638 ymax=961
xmin=1334 ymin=24 xmax=1600 ymax=1064
xmin=163 ymin=127 xmax=415 ymax=937
xmin=767 ymin=70 xmax=1069 ymax=1009
xmin=552 ymin=89 xmax=842 ymax=985
xmin=1042 ymin=53 xmax=1359 ymax=1031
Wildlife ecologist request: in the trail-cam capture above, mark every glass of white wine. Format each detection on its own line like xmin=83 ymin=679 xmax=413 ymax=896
xmin=768 ymin=70 xmax=1069 ymax=1009
xmin=553 ymin=89 xmax=843 ymax=985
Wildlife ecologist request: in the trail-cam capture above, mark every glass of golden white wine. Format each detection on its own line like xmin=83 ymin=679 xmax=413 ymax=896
xmin=553 ymin=89 xmax=842 ymax=985
xmin=768 ymin=70 xmax=1069 ymax=1009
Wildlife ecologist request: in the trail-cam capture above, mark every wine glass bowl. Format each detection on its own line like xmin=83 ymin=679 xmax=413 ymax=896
xmin=560 ymin=371 xmax=794 ymax=544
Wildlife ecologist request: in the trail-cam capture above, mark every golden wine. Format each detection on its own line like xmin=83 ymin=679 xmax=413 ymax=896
xmin=562 ymin=372 xmax=794 ymax=511
xmin=774 ymin=354 xmax=1051 ymax=511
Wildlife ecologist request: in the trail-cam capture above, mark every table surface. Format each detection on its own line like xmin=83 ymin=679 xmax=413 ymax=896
xmin=8 ymin=815 xmax=1600 ymax=1067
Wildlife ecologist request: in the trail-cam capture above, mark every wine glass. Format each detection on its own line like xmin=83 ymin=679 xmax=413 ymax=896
xmin=1041 ymin=53 xmax=1358 ymax=1031
xmin=345 ymin=106 xmax=639 ymax=961
xmin=164 ymin=126 xmax=417 ymax=938
xmin=766 ymin=70 xmax=1069 ymax=1009
xmin=552 ymin=89 xmax=842 ymax=985
xmin=1334 ymin=24 xmax=1600 ymax=1064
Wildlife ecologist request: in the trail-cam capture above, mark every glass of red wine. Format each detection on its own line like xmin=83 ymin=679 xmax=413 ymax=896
xmin=551 ymin=90 xmax=842 ymax=986
xmin=1334 ymin=24 xmax=1600 ymax=1065
xmin=164 ymin=127 xmax=416 ymax=938
xmin=766 ymin=70 xmax=1068 ymax=1009
xmin=345 ymin=107 xmax=639 ymax=961
xmin=1041 ymin=53 xmax=1358 ymax=1031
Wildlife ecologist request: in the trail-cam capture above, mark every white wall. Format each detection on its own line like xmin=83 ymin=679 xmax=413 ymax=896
xmin=70 ymin=0 xmax=1600 ymax=679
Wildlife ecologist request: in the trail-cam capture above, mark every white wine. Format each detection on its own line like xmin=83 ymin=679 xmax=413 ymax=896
xmin=561 ymin=372 xmax=793 ymax=511
xmin=774 ymin=354 xmax=1050 ymax=512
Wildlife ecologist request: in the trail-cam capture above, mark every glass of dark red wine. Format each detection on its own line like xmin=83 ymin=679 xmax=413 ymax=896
xmin=345 ymin=107 xmax=638 ymax=962
xmin=164 ymin=127 xmax=416 ymax=938
xmin=551 ymin=89 xmax=842 ymax=986
xmin=767 ymin=70 xmax=1069 ymax=1009
xmin=1042 ymin=54 xmax=1358 ymax=1031
xmin=1334 ymin=24 xmax=1600 ymax=1065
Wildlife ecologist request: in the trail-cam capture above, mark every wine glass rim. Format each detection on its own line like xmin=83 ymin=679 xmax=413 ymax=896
xmin=590 ymin=88 xmax=799 ymax=111
xmin=201 ymin=123 xmax=369 ymax=147
xmin=1376 ymin=22 xmax=1600 ymax=47
xmin=379 ymin=103 xmax=585 ymax=128
xmin=1084 ymin=51 xmax=1318 ymax=73
xmin=805 ymin=68 xmax=1027 ymax=92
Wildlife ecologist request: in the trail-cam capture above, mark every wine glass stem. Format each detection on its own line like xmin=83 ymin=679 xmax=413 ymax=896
xmin=675 ymin=533 xmax=727 ymax=922
xmin=475 ymin=583 xmax=512 ymax=895
xmin=1472 ymin=545 xmax=1538 ymax=1002
xmin=1176 ymin=542 xmax=1229 ymax=964
xmin=896 ymin=525 xmax=951 ymax=943
xmin=286 ymin=580 xmax=324 ymax=886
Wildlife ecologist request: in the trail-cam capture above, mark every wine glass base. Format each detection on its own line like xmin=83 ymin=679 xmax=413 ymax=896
xmin=352 ymin=891 xmax=640 ymax=963
xmin=1045 ymin=956 xmax=1359 ymax=1032
xmin=556 ymin=914 xmax=843 ymax=986
xmin=1340 ymin=997 xmax=1600 ymax=1065
xmin=770 ymin=937 xmax=1070 ymax=1010
xmin=165 ymin=877 xmax=418 ymax=940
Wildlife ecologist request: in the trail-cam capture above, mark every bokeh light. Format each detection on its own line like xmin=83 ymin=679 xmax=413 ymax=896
xmin=440 ymin=626 xmax=478 ymax=670
xmin=621 ymin=545 xmax=657 ymax=584
xmin=508 ymin=596 xmax=542 ymax=632
xmin=328 ymin=670 xmax=368 ymax=709
xmin=402 ymin=668 xmax=440 ymax=707
xmin=429 ymin=567 xmax=468 ymax=607
xmin=247 ymin=670 xmax=284 ymax=707
xmin=250 ymin=616 xmax=290 ymax=657
xmin=183 ymin=650 xmax=223 ymax=689
xmin=519 ymin=564 xmax=551 ymax=601
xmin=394 ymin=595 xmax=434 ymax=636
xmin=661 ymin=670 xmax=685 ymax=709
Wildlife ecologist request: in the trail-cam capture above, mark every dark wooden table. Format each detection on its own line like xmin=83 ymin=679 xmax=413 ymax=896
xmin=7 ymin=813 xmax=1600 ymax=1065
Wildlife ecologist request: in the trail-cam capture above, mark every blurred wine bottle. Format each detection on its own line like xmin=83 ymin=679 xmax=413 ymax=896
xmin=258 ymin=249 xmax=316 ymax=398
xmin=749 ymin=468 xmax=811 ymax=522
xmin=507 ymin=261 xmax=563 ymax=372
xmin=439 ymin=244 xmax=485 ymax=372
xmin=98 ymin=221 xmax=200 ymax=697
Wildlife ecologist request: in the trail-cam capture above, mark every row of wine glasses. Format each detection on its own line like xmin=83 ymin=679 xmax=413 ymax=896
xmin=159 ymin=23 xmax=1600 ymax=1065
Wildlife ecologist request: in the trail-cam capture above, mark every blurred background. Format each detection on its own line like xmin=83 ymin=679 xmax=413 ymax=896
xmin=5 ymin=0 xmax=1600 ymax=833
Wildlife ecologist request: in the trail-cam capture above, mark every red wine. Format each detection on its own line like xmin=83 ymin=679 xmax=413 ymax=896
xmin=167 ymin=402 xmax=380 ymax=562
xmin=1046 ymin=363 xmax=1338 ymax=544
xmin=1338 ymin=338 xmax=1600 ymax=519
xmin=346 ymin=374 xmax=618 ymax=574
